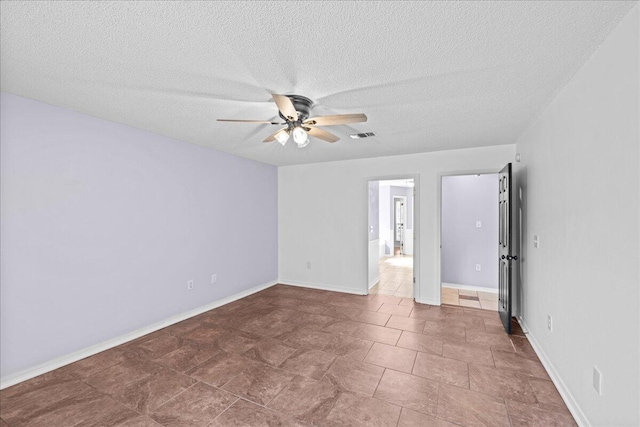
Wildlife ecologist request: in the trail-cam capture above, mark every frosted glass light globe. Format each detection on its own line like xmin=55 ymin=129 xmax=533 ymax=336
xmin=292 ymin=127 xmax=309 ymax=147
xmin=275 ymin=130 xmax=289 ymax=146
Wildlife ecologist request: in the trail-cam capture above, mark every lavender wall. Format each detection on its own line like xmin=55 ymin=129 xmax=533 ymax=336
xmin=368 ymin=181 xmax=379 ymax=241
xmin=441 ymin=174 xmax=498 ymax=288
xmin=0 ymin=93 xmax=278 ymax=377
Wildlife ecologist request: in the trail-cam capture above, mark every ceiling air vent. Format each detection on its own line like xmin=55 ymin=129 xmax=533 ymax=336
xmin=349 ymin=132 xmax=376 ymax=139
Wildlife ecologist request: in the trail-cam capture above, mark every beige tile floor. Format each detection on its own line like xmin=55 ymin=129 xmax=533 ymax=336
xmin=369 ymin=255 xmax=413 ymax=298
xmin=442 ymin=286 xmax=499 ymax=311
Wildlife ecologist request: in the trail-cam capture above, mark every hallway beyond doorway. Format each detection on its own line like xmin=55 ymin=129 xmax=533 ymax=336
xmin=369 ymin=255 xmax=413 ymax=298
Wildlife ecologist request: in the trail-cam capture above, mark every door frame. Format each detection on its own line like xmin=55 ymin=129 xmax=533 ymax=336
xmin=435 ymin=168 xmax=500 ymax=306
xmin=392 ymin=195 xmax=408 ymax=255
xmin=364 ymin=174 xmax=420 ymax=301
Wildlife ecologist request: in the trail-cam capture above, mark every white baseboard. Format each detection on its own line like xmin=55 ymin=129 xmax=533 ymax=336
xmin=517 ymin=316 xmax=589 ymax=427
xmin=278 ymin=280 xmax=365 ymax=295
xmin=416 ymin=298 xmax=439 ymax=306
xmin=368 ymin=276 xmax=380 ymax=289
xmin=442 ymin=282 xmax=499 ymax=294
xmin=0 ymin=280 xmax=278 ymax=390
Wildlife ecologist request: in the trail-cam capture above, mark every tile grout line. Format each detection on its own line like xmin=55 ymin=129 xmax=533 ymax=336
xmin=76 ymin=359 xmax=196 ymax=423
xmin=210 ymin=379 xmax=303 ymax=423
xmin=204 ymin=396 xmax=239 ymax=427
xmin=320 ymin=387 xmax=343 ymax=423
xmin=371 ymin=367 xmax=386 ymax=399
xmin=77 ymin=369 xmax=152 ymax=418
xmin=148 ymin=380 xmax=200 ymax=415
xmin=409 ymin=348 xmax=418 ymax=375
xmin=261 ymin=374 xmax=297 ymax=409
xmin=504 ymin=397 xmax=515 ymax=427
xmin=240 ymin=386 xmax=333 ymax=425
xmin=434 ymin=382 xmax=443 ymax=424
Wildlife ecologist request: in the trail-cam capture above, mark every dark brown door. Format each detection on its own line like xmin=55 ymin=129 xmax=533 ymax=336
xmin=498 ymin=163 xmax=516 ymax=334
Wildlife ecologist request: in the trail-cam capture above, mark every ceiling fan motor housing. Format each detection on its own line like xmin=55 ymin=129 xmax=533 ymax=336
xmin=279 ymin=94 xmax=314 ymax=126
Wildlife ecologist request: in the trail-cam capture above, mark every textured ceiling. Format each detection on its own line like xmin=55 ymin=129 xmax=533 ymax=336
xmin=1 ymin=1 xmax=635 ymax=166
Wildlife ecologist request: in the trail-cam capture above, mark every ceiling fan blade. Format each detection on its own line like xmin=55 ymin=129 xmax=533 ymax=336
xmin=304 ymin=113 xmax=367 ymax=127
xmin=217 ymin=119 xmax=282 ymax=124
xmin=272 ymin=94 xmax=298 ymax=121
xmin=243 ymin=115 xmax=280 ymax=141
xmin=306 ymin=126 xmax=340 ymax=143
xmin=263 ymin=128 xmax=288 ymax=143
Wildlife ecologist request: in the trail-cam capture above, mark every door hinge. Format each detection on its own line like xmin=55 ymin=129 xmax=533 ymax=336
xmin=413 ymin=277 xmax=415 ymax=284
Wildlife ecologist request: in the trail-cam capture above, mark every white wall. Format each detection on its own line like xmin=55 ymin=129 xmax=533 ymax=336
xmin=278 ymin=144 xmax=515 ymax=302
xmin=368 ymin=239 xmax=380 ymax=288
xmin=379 ymin=184 xmax=391 ymax=255
xmin=514 ymin=6 xmax=639 ymax=426
xmin=368 ymin=181 xmax=379 ymax=241
xmin=1 ymin=93 xmax=278 ymax=380
xmin=403 ymin=228 xmax=414 ymax=256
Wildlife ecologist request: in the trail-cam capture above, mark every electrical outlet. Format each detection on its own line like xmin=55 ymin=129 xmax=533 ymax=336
xmin=187 ymin=280 xmax=194 ymax=291
xmin=534 ymin=235 xmax=540 ymax=248
xmin=475 ymin=264 xmax=481 ymax=272
xmin=593 ymin=366 xmax=602 ymax=395
xmin=306 ymin=261 xmax=311 ymax=269
xmin=547 ymin=314 xmax=552 ymax=332
xmin=211 ymin=274 xmax=217 ymax=285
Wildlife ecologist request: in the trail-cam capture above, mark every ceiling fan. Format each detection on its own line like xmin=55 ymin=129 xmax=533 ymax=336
xmin=217 ymin=94 xmax=367 ymax=147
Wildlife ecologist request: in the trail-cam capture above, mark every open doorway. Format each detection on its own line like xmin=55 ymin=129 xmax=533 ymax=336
xmin=440 ymin=173 xmax=499 ymax=310
xmin=368 ymin=179 xmax=414 ymax=299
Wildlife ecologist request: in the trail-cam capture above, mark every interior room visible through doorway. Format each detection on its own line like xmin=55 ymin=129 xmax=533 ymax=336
xmin=368 ymin=178 xmax=414 ymax=299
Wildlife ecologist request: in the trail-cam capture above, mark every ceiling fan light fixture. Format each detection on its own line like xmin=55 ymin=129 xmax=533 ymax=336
xmin=292 ymin=126 xmax=309 ymax=147
xmin=275 ymin=130 xmax=290 ymax=146
xmin=218 ymin=94 xmax=367 ymax=147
